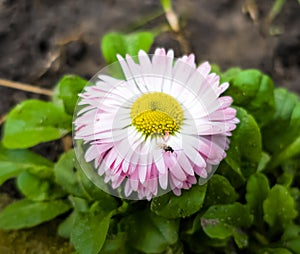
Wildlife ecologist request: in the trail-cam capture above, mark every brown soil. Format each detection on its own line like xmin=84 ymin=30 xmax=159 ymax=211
xmin=0 ymin=0 xmax=300 ymax=253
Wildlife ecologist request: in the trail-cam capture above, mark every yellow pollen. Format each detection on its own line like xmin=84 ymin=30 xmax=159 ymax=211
xmin=130 ymin=92 xmax=183 ymax=137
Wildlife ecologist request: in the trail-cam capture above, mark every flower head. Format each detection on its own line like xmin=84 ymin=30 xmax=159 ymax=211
xmin=74 ymin=48 xmax=239 ymax=200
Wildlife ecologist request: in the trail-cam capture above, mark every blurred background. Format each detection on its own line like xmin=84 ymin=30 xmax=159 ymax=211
xmin=0 ymin=0 xmax=300 ymax=116
xmin=0 ymin=0 xmax=300 ymax=252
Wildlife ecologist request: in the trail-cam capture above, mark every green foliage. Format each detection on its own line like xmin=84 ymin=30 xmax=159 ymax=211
xmin=126 ymin=210 xmax=179 ymax=253
xmin=160 ymin=0 xmax=172 ymax=11
xmin=281 ymin=224 xmax=300 ymax=254
xmin=151 ymin=184 xmax=207 ymax=219
xmin=262 ymin=88 xmax=300 ymax=153
xmin=258 ymin=248 xmax=293 ymax=254
xmin=262 ymin=88 xmax=300 ymax=168
xmin=263 ymin=184 xmax=298 ymax=229
xmin=204 ymin=174 xmax=238 ymax=207
xmin=1 ymin=40 xmax=300 ymax=254
xmin=0 ymin=199 xmax=71 ymax=230
xmin=225 ymin=107 xmax=262 ymax=179
xmin=2 ymin=100 xmax=72 ymax=149
xmin=201 ymin=203 xmax=253 ymax=248
xmin=100 ymin=231 xmax=129 ymax=254
xmin=58 ymin=211 xmax=76 ymax=239
xmin=223 ymin=69 xmax=276 ymax=127
xmin=220 ymin=67 xmax=241 ymax=83
xmin=246 ymin=173 xmax=270 ymax=226
xmin=17 ymin=171 xmax=65 ymax=201
xmin=54 ymin=150 xmax=87 ymax=198
xmin=0 ymin=142 xmax=53 ymax=185
xmin=53 ymin=75 xmax=88 ymax=115
xmin=101 ymin=31 xmax=154 ymax=64
xmin=70 ymin=205 xmax=113 ymax=254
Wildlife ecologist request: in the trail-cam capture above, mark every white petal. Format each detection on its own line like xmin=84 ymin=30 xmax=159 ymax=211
xmin=177 ymin=152 xmax=194 ymax=175
xmin=164 ymin=154 xmax=186 ymax=181
xmin=197 ymin=61 xmax=211 ymax=77
xmin=173 ymin=58 xmax=193 ymax=85
xmin=84 ymin=145 xmax=99 ymax=162
xmin=117 ymin=54 xmax=132 ymax=80
xmin=125 ymin=180 xmax=133 ymax=197
xmin=126 ymin=54 xmax=141 ymax=77
xmin=154 ymin=154 xmax=166 ymax=175
xmin=138 ymin=164 xmax=147 ymax=184
xmin=159 ymin=172 xmax=168 ymax=190
xmin=183 ymin=144 xmax=206 ymax=168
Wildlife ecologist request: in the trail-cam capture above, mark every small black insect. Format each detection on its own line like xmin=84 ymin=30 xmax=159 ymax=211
xmin=158 ymin=143 xmax=174 ymax=153
xmin=164 ymin=145 xmax=174 ymax=153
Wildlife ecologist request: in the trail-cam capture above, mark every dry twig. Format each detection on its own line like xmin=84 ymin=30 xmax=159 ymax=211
xmin=242 ymin=0 xmax=259 ymax=22
xmin=0 ymin=114 xmax=6 ymax=126
xmin=0 ymin=78 xmax=53 ymax=96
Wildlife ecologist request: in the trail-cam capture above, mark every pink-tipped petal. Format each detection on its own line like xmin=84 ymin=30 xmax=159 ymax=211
xmin=74 ymin=47 xmax=238 ymax=200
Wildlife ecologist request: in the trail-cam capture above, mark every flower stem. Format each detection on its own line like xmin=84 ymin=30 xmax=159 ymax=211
xmin=160 ymin=0 xmax=180 ymax=32
xmin=266 ymin=0 xmax=286 ymax=24
xmin=267 ymin=136 xmax=300 ymax=170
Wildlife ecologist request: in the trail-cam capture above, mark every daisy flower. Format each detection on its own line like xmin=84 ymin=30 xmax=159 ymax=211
xmin=74 ymin=48 xmax=238 ymax=200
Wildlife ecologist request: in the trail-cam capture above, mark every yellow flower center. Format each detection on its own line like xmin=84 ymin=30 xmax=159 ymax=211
xmin=130 ymin=92 xmax=183 ymax=137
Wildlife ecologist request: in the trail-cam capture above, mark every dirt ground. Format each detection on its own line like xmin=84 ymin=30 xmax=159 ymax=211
xmin=0 ymin=0 xmax=300 ymax=117
xmin=0 ymin=0 xmax=299 ymax=252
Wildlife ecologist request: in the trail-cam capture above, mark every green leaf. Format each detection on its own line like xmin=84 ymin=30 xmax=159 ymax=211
xmin=224 ymin=69 xmax=275 ymax=127
xmin=290 ymin=187 xmax=300 ymax=217
xmin=276 ymin=160 xmax=298 ymax=188
xmin=2 ymin=100 xmax=72 ymax=149
xmin=70 ymin=206 xmax=113 ymax=254
xmin=54 ymin=75 xmax=88 ymax=115
xmin=217 ymin=161 xmax=245 ymax=189
xmin=0 ymin=199 xmax=71 ymax=230
xmin=201 ymin=203 xmax=253 ymax=249
xmin=160 ymin=0 xmax=172 ymax=10
xmin=204 ymin=174 xmax=238 ymax=207
xmin=0 ymin=143 xmax=53 ymax=185
xmin=268 ymin=135 xmax=300 ymax=170
xmin=54 ymin=150 xmax=87 ymax=198
xmin=220 ymin=67 xmax=241 ymax=83
xmin=182 ymin=212 xmax=203 ymax=235
xmin=285 ymin=239 xmax=300 ymax=254
xmin=69 ymin=196 xmax=90 ymax=212
xmin=281 ymin=224 xmax=300 ymax=254
xmin=263 ymin=184 xmax=298 ymax=229
xmin=277 ymin=160 xmax=298 ymax=188
xmin=100 ymin=232 xmax=129 ymax=254
xmin=258 ymin=248 xmax=293 ymax=254
xmin=151 ymin=184 xmax=207 ymax=219
xmin=52 ymin=80 xmax=64 ymax=110
xmin=63 ymin=160 xmax=118 ymax=210
xmin=76 ymin=164 xmax=119 ymax=208
xmin=17 ymin=171 xmax=65 ymax=201
xmin=210 ymin=63 xmax=222 ymax=76
xmin=165 ymin=242 xmax=184 ymax=254
xmin=127 ymin=210 xmax=179 ymax=253
xmin=257 ymin=152 xmax=271 ymax=172
xmin=278 ymin=172 xmax=294 ymax=188
xmin=58 ymin=211 xmax=76 ymax=239
xmin=101 ymin=32 xmax=154 ymax=64
xmin=225 ymin=107 xmax=262 ymax=179
xmin=262 ymin=88 xmax=300 ymax=155
xmin=246 ymin=173 xmax=270 ymax=225
xmin=282 ymin=224 xmax=300 ymax=241
xmin=182 ymin=229 xmax=227 ymax=253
